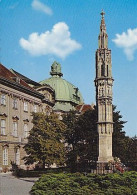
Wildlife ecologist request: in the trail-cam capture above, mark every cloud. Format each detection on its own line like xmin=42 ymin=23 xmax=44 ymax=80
xmin=32 ymin=0 xmax=53 ymax=16
xmin=112 ymin=28 xmax=137 ymax=61
xmin=19 ymin=22 xmax=82 ymax=59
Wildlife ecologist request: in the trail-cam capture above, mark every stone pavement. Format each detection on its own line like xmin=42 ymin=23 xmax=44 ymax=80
xmin=0 ymin=172 xmax=38 ymax=195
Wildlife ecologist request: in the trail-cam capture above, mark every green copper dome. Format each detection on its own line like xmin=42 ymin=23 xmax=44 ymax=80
xmin=40 ymin=61 xmax=83 ymax=112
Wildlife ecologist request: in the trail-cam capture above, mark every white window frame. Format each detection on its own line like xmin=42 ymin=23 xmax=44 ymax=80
xmin=1 ymin=119 xmax=6 ymax=135
xmin=34 ymin=104 xmax=37 ymax=113
xmin=15 ymin=148 xmax=20 ymax=165
xmin=1 ymin=94 xmax=6 ymax=105
xmin=24 ymin=101 xmax=28 ymax=112
xmin=24 ymin=123 xmax=29 ymax=138
xmin=13 ymin=98 xmax=18 ymax=109
xmin=13 ymin=121 xmax=18 ymax=137
xmin=3 ymin=147 xmax=8 ymax=165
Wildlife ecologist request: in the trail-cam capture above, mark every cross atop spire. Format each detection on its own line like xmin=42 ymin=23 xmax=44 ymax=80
xmin=100 ymin=10 xmax=105 ymax=19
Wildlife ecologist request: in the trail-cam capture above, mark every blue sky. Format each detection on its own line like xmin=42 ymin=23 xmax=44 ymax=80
xmin=0 ymin=0 xmax=137 ymax=137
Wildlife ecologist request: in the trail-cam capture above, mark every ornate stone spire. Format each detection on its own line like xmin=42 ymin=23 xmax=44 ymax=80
xmin=50 ymin=61 xmax=63 ymax=77
xmin=98 ymin=10 xmax=108 ymax=49
xmin=95 ymin=11 xmax=114 ymax=169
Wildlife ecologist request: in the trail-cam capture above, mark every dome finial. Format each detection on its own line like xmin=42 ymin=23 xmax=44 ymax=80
xmin=50 ymin=61 xmax=63 ymax=77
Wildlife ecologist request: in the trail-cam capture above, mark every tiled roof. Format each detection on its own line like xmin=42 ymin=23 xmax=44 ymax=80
xmin=0 ymin=63 xmax=35 ymax=91
xmin=10 ymin=69 xmax=41 ymax=87
xmin=76 ymin=104 xmax=94 ymax=113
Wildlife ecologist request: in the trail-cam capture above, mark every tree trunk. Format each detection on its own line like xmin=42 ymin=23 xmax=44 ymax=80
xmin=42 ymin=161 xmax=45 ymax=169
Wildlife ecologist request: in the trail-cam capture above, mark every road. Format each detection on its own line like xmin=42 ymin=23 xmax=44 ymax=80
xmin=0 ymin=172 xmax=38 ymax=195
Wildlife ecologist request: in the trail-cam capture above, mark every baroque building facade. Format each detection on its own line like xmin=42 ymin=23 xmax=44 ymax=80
xmin=94 ymin=11 xmax=114 ymax=165
xmin=0 ymin=63 xmax=55 ymax=171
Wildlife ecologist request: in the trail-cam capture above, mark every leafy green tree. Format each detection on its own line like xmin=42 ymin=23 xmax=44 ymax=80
xmin=63 ymin=105 xmax=136 ymax=171
xmin=125 ymin=136 xmax=137 ymax=170
xmin=112 ymin=106 xmax=137 ymax=170
xmin=23 ymin=112 xmax=66 ymax=168
xmin=63 ymin=107 xmax=98 ymax=171
xmin=112 ymin=105 xmax=127 ymax=162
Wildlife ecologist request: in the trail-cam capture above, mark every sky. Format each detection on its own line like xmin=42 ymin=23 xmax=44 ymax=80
xmin=0 ymin=0 xmax=137 ymax=137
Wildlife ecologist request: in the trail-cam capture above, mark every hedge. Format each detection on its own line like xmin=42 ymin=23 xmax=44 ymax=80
xmin=31 ymin=171 xmax=137 ymax=195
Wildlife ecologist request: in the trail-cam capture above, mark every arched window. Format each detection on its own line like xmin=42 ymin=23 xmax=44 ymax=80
xmin=101 ymin=64 xmax=104 ymax=76
xmin=107 ymin=65 xmax=109 ymax=76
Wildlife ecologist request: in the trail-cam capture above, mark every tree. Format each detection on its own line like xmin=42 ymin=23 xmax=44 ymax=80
xmin=124 ymin=136 xmax=137 ymax=170
xmin=112 ymin=105 xmax=127 ymax=162
xmin=63 ymin=107 xmax=98 ymax=171
xmin=63 ymin=105 xmax=135 ymax=171
xmin=23 ymin=112 xmax=66 ymax=168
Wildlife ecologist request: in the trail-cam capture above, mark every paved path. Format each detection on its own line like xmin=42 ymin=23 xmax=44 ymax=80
xmin=0 ymin=173 xmax=38 ymax=195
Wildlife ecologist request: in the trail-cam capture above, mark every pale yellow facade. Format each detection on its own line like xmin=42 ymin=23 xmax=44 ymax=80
xmin=0 ymin=65 xmax=55 ymax=171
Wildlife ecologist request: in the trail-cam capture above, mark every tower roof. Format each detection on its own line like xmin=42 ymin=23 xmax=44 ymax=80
xmin=100 ymin=10 xmax=106 ymax=33
xmin=98 ymin=10 xmax=108 ymax=49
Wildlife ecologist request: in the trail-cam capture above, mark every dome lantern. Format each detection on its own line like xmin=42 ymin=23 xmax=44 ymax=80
xmin=50 ymin=61 xmax=63 ymax=77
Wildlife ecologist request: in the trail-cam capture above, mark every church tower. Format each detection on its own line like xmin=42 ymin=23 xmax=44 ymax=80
xmin=95 ymin=11 xmax=114 ymax=164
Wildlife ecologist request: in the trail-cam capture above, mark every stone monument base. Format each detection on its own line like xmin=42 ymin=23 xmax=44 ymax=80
xmin=96 ymin=161 xmax=115 ymax=174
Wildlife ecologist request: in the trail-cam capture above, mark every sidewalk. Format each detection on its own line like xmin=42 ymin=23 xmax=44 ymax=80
xmin=0 ymin=172 xmax=39 ymax=195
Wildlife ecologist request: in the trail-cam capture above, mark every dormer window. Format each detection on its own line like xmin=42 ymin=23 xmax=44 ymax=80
xmin=12 ymin=77 xmax=20 ymax=83
xmin=16 ymin=77 xmax=20 ymax=83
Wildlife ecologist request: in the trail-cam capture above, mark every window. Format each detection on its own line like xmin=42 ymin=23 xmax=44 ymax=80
xmin=107 ymin=65 xmax=109 ymax=76
xmin=34 ymin=104 xmax=37 ymax=113
xmin=1 ymin=119 xmax=6 ymax=135
xmin=24 ymin=101 xmax=28 ymax=112
xmin=3 ymin=148 xmax=8 ymax=165
xmin=101 ymin=64 xmax=104 ymax=76
xmin=24 ymin=123 xmax=29 ymax=138
xmin=45 ymin=93 xmax=50 ymax=100
xmin=13 ymin=98 xmax=18 ymax=109
xmin=15 ymin=148 xmax=20 ymax=165
xmin=1 ymin=94 xmax=6 ymax=105
xmin=13 ymin=122 xmax=18 ymax=137
xmin=46 ymin=110 xmax=50 ymax=116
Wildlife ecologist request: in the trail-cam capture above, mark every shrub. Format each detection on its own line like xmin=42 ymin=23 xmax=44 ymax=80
xmin=31 ymin=171 xmax=137 ymax=195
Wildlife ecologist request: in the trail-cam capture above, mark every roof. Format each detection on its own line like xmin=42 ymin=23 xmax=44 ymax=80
xmin=40 ymin=76 xmax=83 ymax=105
xmin=0 ymin=63 xmax=43 ymax=99
xmin=10 ymin=69 xmax=41 ymax=87
xmin=76 ymin=104 xmax=94 ymax=114
xmin=39 ymin=61 xmax=84 ymax=112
